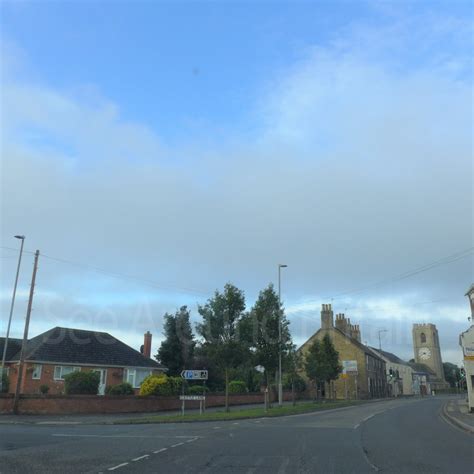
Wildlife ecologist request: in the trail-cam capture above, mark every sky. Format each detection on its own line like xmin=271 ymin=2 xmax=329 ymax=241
xmin=1 ymin=0 xmax=472 ymax=366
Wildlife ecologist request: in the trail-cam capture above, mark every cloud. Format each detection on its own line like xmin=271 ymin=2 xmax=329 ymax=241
xmin=1 ymin=12 xmax=472 ymax=364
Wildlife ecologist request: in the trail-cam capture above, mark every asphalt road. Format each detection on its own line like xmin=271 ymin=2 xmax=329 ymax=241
xmin=0 ymin=397 xmax=471 ymax=473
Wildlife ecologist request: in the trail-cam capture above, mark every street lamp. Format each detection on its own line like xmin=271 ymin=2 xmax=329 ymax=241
xmin=0 ymin=235 xmax=25 ymax=393
xmin=278 ymin=264 xmax=288 ymax=407
xmin=377 ymin=329 xmax=388 ymax=351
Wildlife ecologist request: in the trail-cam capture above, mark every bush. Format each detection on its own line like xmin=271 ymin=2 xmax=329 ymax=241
xmin=64 ymin=371 xmax=100 ymax=395
xmin=228 ymin=380 xmax=247 ymax=394
xmin=168 ymin=376 xmax=183 ymax=395
xmin=1 ymin=372 xmax=9 ymax=393
xmin=39 ymin=384 xmax=50 ymax=395
xmin=105 ymin=383 xmax=134 ymax=395
xmin=187 ymin=385 xmax=209 ymax=395
xmin=139 ymin=374 xmax=173 ymax=396
xmin=283 ymin=374 xmax=307 ymax=393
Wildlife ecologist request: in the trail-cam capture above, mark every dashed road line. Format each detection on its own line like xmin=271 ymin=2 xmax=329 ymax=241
xmin=132 ymin=454 xmax=149 ymax=462
xmin=171 ymin=442 xmax=184 ymax=448
xmin=108 ymin=462 xmax=129 ymax=471
xmin=154 ymin=448 xmax=168 ymax=454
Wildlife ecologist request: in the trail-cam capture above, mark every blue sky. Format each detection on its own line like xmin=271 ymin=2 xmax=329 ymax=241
xmin=1 ymin=0 xmax=472 ymax=363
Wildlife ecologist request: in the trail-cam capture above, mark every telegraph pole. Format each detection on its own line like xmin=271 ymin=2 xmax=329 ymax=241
xmin=13 ymin=250 xmax=40 ymax=414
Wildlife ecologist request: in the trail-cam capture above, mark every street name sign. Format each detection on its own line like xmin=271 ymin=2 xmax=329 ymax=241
xmin=180 ymin=370 xmax=208 ymax=380
xmin=179 ymin=395 xmax=205 ymax=401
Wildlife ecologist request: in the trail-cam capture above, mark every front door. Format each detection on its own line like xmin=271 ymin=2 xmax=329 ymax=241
xmin=93 ymin=369 xmax=107 ymax=395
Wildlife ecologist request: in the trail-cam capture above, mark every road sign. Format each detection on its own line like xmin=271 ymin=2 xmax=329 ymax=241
xmin=180 ymin=370 xmax=208 ymax=380
xmin=342 ymin=360 xmax=358 ymax=375
xmin=179 ymin=395 xmax=205 ymax=401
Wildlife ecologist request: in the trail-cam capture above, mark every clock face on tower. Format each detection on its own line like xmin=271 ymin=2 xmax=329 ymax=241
xmin=418 ymin=347 xmax=431 ymax=360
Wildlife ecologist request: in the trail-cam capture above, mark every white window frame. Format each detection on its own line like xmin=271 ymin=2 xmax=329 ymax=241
xmin=32 ymin=364 xmax=42 ymax=380
xmin=54 ymin=366 xmax=81 ymax=381
xmin=124 ymin=368 xmax=152 ymax=388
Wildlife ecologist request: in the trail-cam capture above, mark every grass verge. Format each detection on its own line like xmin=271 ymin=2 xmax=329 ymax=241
xmin=116 ymin=400 xmax=367 ymax=424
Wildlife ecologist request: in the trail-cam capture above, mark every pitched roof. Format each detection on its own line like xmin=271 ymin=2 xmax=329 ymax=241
xmin=408 ymin=362 xmax=436 ymax=376
xmin=369 ymin=347 xmax=410 ymax=366
xmin=0 ymin=337 xmax=23 ymax=361
xmin=3 ymin=327 xmax=164 ymax=369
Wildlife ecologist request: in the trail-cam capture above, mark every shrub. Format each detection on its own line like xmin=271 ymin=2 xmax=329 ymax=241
xmin=39 ymin=384 xmax=50 ymax=395
xmin=283 ymin=374 xmax=307 ymax=393
xmin=139 ymin=374 xmax=172 ymax=396
xmin=187 ymin=385 xmax=209 ymax=395
xmin=64 ymin=371 xmax=100 ymax=395
xmin=168 ymin=376 xmax=183 ymax=395
xmin=228 ymin=380 xmax=247 ymax=394
xmin=105 ymin=382 xmax=134 ymax=395
xmin=1 ymin=372 xmax=9 ymax=393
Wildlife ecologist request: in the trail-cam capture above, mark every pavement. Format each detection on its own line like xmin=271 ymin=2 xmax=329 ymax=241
xmin=0 ymin=396 xmax=471 ymax=473
xmin=442 ymin=397 xmax=474 ymax=434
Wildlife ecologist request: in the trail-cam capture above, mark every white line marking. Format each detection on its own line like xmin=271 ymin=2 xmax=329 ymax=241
xmin=186 ymin=438 xmax=196 ymax=443
xmin=171 ymin=442 xmax=184 ymax=448
xmin=213 ymin=426 xmax=221 ymax=429
xmin=132 ymin=455 xmax=149 ymax=461
xmin=52 ymin=434 xmax=189 ymax=439
xmin=153 ymin=448 xmax=168 ymax=454
xmin=233 ymin=422 xmax=239 ymax=425
xmin=354 ymin=423 xmax=360 ymax=430
xmin=108 ymin=462 xmax=129 ymax=471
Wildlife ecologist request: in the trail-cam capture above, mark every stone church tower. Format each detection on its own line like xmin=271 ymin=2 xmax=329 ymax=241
xmin=412 ymin=323 xmax=448 ymax=388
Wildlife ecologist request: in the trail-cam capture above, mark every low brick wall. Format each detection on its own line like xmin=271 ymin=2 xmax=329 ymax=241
xmin=0 ymin=391 xmax=297 ymax=415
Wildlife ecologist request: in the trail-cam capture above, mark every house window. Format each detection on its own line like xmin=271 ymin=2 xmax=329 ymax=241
xmin=420 ymin=333 xmax=426 ymax=344
xmin=54 ymin=366 xmax=81 ymax=380
xmin=32 ymin=364 xmax=42 ymax=380
xmin=0 ymin=367 xmax=9 ymax=376
xmin=124 ymin=368 xmax=152 ymax=388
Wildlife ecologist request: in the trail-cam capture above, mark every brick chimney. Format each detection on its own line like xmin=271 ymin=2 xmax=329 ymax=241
xmin=143 ymin=331 xmax=152 ymax=358
xmin=321 ymin=304 xmax=334 ymax=330
xmin=335 ymin=313 xmax=348 ymax=334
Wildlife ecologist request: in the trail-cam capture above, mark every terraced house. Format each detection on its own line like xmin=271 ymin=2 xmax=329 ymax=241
xmin=0 ymin=327 xmax=165 ymax=395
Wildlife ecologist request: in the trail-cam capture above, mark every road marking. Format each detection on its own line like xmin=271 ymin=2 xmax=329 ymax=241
xmin=132 ymin=455 xmax=149 ymax=462
xmin=171 ymin=442 xmax=184 ymax=448
xmin=232 ymin=422 xmax=239 ymax=425
xmin=108 ymin=462 xmax=129 ymax=471
xmin=213 ymin=426 xmax=221 ymax=429
xmin=52 ymin=434 xmax=193 ymax=439
xmin=353 ymin=423 xmax=360 ymax=429
xmin=153 ymin=448 xmax=168 ymax=454
xmin=186 ymin=438 xmax=196 ymax=443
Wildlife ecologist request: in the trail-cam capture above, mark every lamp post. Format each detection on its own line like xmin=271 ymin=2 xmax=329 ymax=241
xmin=278 ymin=264 xmax=287 ymax=407
xmin=0 ymin=235 xmax=25 ymax=393
xmin=377 ymin=329 xmax=388 ymax=351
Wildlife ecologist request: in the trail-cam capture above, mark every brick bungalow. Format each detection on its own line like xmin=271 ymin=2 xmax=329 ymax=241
xmin=0 ymin=327 xmax=165 ymax=395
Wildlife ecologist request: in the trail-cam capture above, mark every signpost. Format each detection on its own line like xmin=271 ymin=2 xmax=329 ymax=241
xmin=180 ymin=370 xmax=208 ymax=380
xmin=180 ymin=370 xmax=208 ymax=415
xmin=342 ymin=361 xmax=358 ymax=400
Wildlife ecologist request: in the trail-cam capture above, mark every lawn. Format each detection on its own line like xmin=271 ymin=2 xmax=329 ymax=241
xmin=117 ymin=399 xmax=367 ymax=424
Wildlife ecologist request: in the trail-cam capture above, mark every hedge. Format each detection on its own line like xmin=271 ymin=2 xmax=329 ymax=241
xmin=105 ymin=382 xmax=134 ymax=395
xmin=64 ymin=371 xmax=100 ymax=395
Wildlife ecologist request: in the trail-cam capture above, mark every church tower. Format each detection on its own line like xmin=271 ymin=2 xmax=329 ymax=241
xmin=412 ymin=323 xmax=447 ymax=387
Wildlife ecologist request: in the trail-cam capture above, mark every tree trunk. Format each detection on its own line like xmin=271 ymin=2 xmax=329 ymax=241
xmin=225 ymin=367 xmax=229 ymax=413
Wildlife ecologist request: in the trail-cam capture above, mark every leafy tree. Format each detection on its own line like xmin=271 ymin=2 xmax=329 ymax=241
xmin=196 ymin=283 xmax=249 ymax=411
xmin=304 ymin=334 xmax=342 ymax=399
xmin=239 ymin=284 xmax=293 ymax=393
xmin=156 ymin=306 xmax=195 ymax=376
xmin=443 ymin=362 xmax=461 ymax=388
xmin=284 ymin=346 xmax=304 ymax=405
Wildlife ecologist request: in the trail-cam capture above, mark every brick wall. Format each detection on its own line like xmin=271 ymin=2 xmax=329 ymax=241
xmin=0 ymin=391 xmax=298 ymax=415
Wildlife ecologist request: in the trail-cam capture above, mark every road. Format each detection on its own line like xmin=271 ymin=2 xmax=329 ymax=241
xmin=0 ymin=397 xmax=471 ymax=473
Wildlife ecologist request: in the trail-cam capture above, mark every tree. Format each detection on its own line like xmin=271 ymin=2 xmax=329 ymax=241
xmin=156 ymin=306 xmax=195 ymax=376
xmin=443 ymin=362 xmax=461 ymax=388
xmin=196 ymin=283 xmax=248 ymax=412
xmin=284 ymin=346 xmax=303 ymax=405
xmin=304 ymin=334 xmax=342 ymax=399
xmin=239 ymin=284 xmax=293 ymax=394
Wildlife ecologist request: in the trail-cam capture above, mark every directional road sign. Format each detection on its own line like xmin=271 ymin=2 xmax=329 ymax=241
xmin=180 ymin=370 xmax=208 ymax=380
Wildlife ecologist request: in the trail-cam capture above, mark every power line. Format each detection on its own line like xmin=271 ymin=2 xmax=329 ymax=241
xmin=0 ymin=246 xmax=210 ymax=297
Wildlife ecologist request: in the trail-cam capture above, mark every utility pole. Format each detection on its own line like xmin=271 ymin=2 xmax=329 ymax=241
xmin=0 ymin=235 xmax=25 ymax=393
xmin=13 ymin=250 xmax=39 ymax=415
xmin=277 ymin=264 xmax=287 ymax=408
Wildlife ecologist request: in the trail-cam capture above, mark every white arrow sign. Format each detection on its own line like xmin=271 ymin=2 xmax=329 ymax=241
xmin=180 ymin=370 xmax=208 ymax=380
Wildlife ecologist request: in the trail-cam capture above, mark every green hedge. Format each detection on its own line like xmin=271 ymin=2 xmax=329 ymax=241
xmin=188 ymin=385 xmax=209 ymax=395
xmin=228 ymin=380 xmax=247 ymax=394
xmin=1 ymin=373 xmax=9 ymax=393
xmin=64 ymin=371 xmax=100 ymax=395
xmin=105 ymin=382 xmax=134 ymax=395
